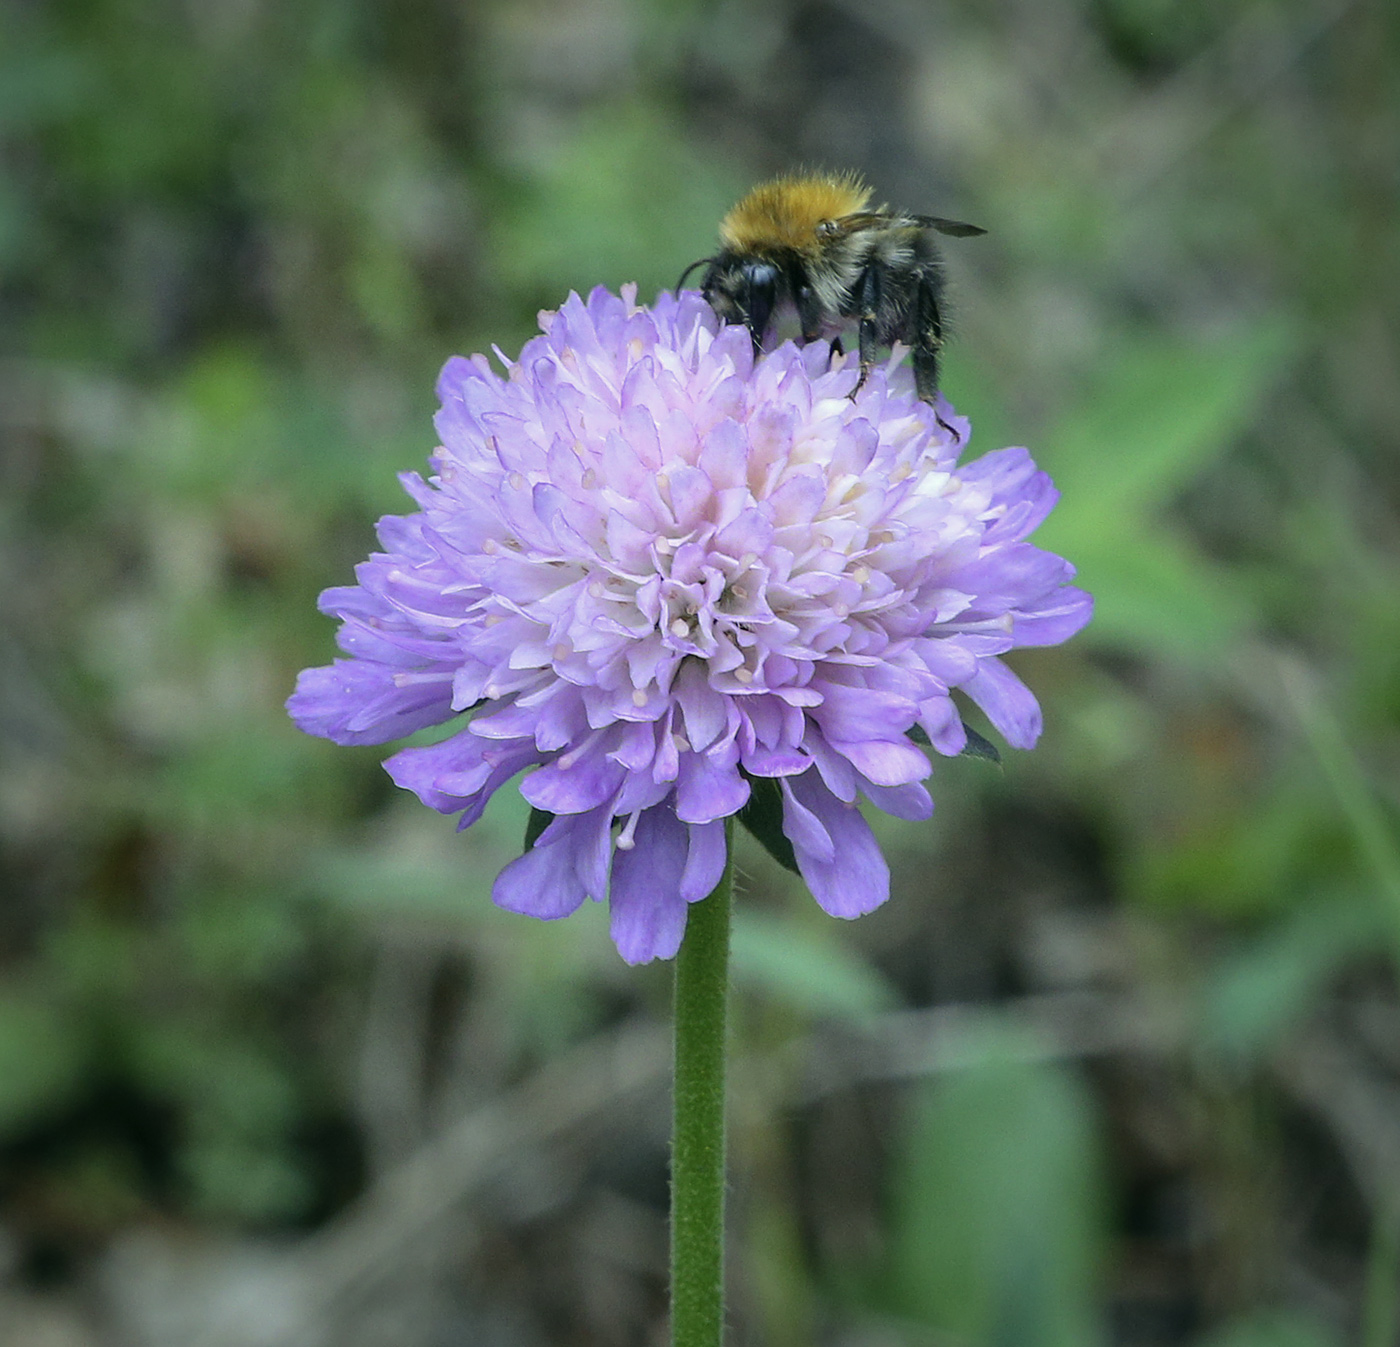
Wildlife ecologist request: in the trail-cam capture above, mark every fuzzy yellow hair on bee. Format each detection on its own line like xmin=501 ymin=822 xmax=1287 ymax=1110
xmin=718 ymin=171 xmax=873 ymax=256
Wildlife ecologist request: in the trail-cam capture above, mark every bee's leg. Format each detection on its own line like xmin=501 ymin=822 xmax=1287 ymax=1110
xmin=913 ymin=271 xmax=959 ymax=440
xmin=853 ymin=265 xmax=881 ymax=398
xmin=797 ymin=284 xmax=824 ymax=344
xmin=794 ymin=284 xmax=847 ymax=371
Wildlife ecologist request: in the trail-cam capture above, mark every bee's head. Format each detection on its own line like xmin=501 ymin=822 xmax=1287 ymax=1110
xmin=697 ymin=254 xmax=780 ymax=352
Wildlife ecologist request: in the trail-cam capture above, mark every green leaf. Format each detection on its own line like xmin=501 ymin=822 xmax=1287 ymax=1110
xmin=738 ymin=776 xmax=800 ymax=875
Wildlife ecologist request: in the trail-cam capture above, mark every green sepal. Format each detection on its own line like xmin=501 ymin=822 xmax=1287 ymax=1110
xmin=737 ymin=776 xmax=800 ymax=875
xmin=908 ymin=720 xmax=1000 ymax=764
xmin=960 ymin=726 xmax=1002 ymax=765
xmin=524 ymin=806 xmax=554 ymax=851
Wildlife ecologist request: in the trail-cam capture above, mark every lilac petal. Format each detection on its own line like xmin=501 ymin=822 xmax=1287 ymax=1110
xmin=288 ymin=661 xmax=454 ymax=746
xmin=611 ymin=719 xmax=658 ymax=772
xmin=810 ymin=683 xmax=919 ymax=745
xmin=1013 ymin=585 xmax=1094 ymax=647
xmin=957 ymin=448 xmax=1059 ymax=539
xmin=673 ymin=661 xmax=728 ymax=751
xmin=741 ymin=744 xmax=810 ymax=777
xmin=779 ymin=777 xmax=835 ymax=863
xmin=609 ymin=807 xmax=690 ymax=963
xmin=680 ymin=820 xmax=727 ymax=901
xmin=521 ymin=753 xmax=625 ymax=814
xmin=666 ymin=465 xmax=714 ymax=532
xmin=385 ymin=732 xmax=539 ymax=820
xmin=676 ymin=746 xmax=749 ymax=823
xmin=492 ymin=816 xmax=590 ymax=920
xmin=964 ymin=656 xmax=1043 ymax=749
xmin=912 ymin=638 xmax=978 ymax=687
xmin=918 ymin=694 xmax=968 ymax=756
xmin=829 ymin=737 xmax=930 ymax=787
xmin=862 ymin=779 xmax=934 ymax=821
xmin=801 ymin=732 xmax=858 ymax=803
xmin=714 ymin=507 xmax=774 ymax=560
xmin=784 ymin=770 xmax=889 ymax=918
xmin=698 ymin=419 xmax=749 ymax=492
xmin=950 ymin=544 xmax=1078 ymax=610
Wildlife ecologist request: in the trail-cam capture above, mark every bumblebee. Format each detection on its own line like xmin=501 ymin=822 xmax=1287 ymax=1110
xmin=680 ymin=170 xmax=984 ymax=412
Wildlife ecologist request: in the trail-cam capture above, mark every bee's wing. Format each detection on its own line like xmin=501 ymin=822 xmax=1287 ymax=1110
xmin=821 ymin=212 xmax=895 ymax=235
xmin=909 ymin=215 xmax=987 ymax=238
xmin=824 ymin=212 xmax=987 ymax=239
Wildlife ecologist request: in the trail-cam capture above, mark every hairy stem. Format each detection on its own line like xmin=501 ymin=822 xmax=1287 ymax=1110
xmin=670 ymin=823 xmax=734 ymax=1347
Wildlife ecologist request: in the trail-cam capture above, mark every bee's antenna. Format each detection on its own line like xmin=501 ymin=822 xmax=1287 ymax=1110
xmin=675 ymin=257 xmax=714 ymax=295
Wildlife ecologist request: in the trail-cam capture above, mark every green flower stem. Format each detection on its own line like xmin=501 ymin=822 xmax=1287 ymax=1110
xmin=671 ymin=820 xmax=734 ymax=1347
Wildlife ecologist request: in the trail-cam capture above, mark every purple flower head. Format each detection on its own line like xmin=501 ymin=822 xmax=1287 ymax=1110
xmin=288 ymin=286 xmax=1091 ymax=963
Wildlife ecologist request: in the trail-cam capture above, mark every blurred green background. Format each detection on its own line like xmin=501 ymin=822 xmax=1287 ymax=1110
xmin=1 ymin=0 xmax=1398 ymax=1344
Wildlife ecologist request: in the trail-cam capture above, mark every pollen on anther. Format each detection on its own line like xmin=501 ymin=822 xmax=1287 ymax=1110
xmin=631 ymin=689 xmax=649 ymax=707
xmin=508 ymin=472 xmax=527 ymax=491
xmin=553 ymin=643 xmax=571 ymax=661
xmin=852 ymin=565 xmax=871 ymax=584
xmin=669 ymin=618 xmax=689 ymax=638
xmin=734 ymin=668 xmax=754 ymax=684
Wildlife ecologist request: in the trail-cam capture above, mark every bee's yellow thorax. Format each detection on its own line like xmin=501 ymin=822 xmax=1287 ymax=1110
xmin=718 ymin=172 xmax=873 ymax=255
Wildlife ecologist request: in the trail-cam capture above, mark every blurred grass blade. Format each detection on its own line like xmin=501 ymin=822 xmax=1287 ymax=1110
xmin=885 ymin=1026 xmax=1103 ymax=1347
xmin=1027 ymin=321 xmax=1296 ymax=661
xmin=1363 ymin=1206 xmax=1400 ymax=1347
xmin=730 ymin=910 xmax=897 ymax=1018
xmin=1281 ymin=659 xmax=1400 ymax=958
xmin=1199 ymin=1312 xmax=1342 ymax=1347
xmin=1038 ymin=323 xmax=1297 ymax=509
xmin=1200 ymin=888 xmax=1384 ymax=1064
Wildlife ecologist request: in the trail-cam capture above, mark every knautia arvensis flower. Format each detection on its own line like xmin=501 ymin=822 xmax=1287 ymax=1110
xmin=288 ymin=285 xmax=1091 ymax=963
